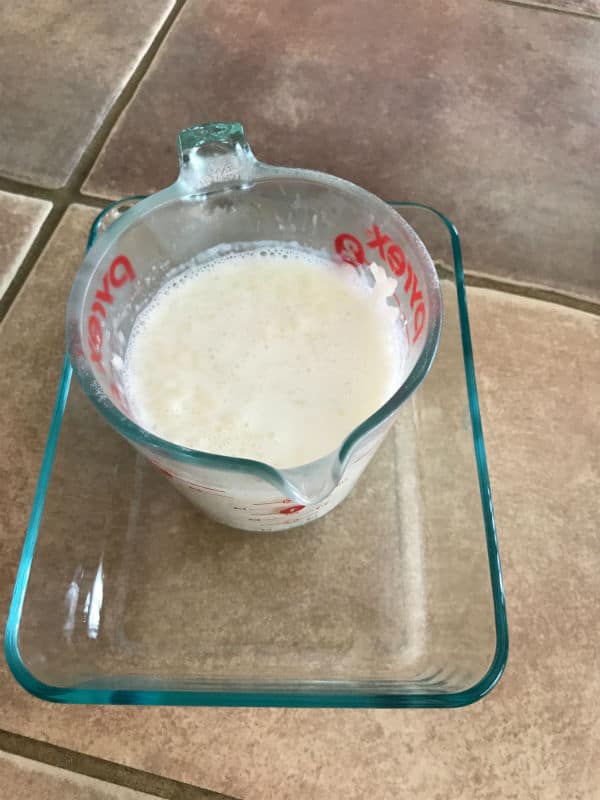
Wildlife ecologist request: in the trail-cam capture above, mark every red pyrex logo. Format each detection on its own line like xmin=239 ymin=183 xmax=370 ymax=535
xmin=87 ymin=254 xmax=136 ymax=405
xmin=335 ymin=224 xmax=426 ymax=343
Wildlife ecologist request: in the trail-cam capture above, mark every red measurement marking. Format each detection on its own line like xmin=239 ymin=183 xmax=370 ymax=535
xmin=386 ymin=244 xmax=406 ymax=277
xmin=334 ymin=233 xmax=365 ymax=267
xmin=152 ymin=463 xmax=174 ymax=479
xmin=334 ymin=226 xmax=427 ymax=344
xmin=247 ymin=504 xmax=306 ymax=517
xmin=278 ymin=504 xmax=305 ymax=515
xmin=87 ymin=254 xmax=136 ymax=375
xmin=366 ymin=224 xmax=391 ymax=260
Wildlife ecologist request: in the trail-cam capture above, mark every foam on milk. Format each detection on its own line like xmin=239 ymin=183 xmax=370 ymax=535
xmin=123 ymin=246 xmax=405 ymax=468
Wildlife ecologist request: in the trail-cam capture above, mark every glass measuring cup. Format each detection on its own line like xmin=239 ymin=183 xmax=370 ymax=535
xmin=67 ymin=122 xmax=442 ymax=531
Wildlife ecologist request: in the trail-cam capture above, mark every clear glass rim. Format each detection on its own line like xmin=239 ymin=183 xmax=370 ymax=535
xmin=66 ymin=170 xmax=444 ymax=487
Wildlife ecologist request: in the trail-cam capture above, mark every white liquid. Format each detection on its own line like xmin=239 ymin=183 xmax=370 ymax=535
xmin=124 ymin=247 xmax=404 ymax=468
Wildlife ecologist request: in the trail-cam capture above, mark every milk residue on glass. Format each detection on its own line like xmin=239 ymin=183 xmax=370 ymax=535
xmin=123 ymin=246 xmax=406 ymax=468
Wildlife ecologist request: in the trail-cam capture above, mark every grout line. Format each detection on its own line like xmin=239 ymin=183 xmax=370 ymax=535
xmin=465 ymin=274 xmax=600 ymax=316
xmin=0 ymin=729 xmax=239 ymax=800
xmin=0 ymin=202 xmax=68 ymax=322
xmin=71 ymin=193 xmax=109 ymax=209
xmin=68 ymin=0 xmax=188 ymax=191
xmin=435 ymin=261 xmax=600 ymax=317
xmin=0 ymin=176 xmax=109 ymax=211
xmin=0 ymin=193 xmax=108 ymax=323
xmin=0 ymin=0 xmax=188 ymax=325
xmin=491 ymin=0 xmax=600 ymax=20
xmin=0 ymin=176 xmax=56 ymax=203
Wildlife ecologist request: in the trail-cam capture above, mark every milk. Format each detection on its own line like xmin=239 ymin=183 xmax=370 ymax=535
xmin=123 ymin=247 xmax=404 ymax=468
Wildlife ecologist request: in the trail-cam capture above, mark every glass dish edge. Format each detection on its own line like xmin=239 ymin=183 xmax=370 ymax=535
xmin=4 ymin=199 xmax=509 ymax=708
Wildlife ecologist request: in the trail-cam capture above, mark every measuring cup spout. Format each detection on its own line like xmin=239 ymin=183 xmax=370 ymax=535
xmin=279 ymin=457 xmax=343 ymax=507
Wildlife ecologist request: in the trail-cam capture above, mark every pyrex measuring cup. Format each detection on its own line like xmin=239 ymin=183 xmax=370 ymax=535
xmin=67 ymin=122 xmax=442 ymax=531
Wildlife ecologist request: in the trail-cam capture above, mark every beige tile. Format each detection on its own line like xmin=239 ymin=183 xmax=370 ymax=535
xmin=0 ymin=1 xmax=176 ymax=188
xmin=0 ymin=202 xmax=598 ymax=799
xmin=83 ymin=0 xmax=600 ymax=301
xmin=0 ymin=191 xmax=51 ymax=300
xmin=0 ymin=750 xmax=161 ymax=800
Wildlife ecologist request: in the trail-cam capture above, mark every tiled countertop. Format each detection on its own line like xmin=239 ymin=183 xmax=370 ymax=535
xmin=0 ymin=1 xmax=598 ymax=798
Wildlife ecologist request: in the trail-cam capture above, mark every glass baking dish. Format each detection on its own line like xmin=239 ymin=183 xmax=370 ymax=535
xmin=5 ymin=201 xmax=507 ymax=707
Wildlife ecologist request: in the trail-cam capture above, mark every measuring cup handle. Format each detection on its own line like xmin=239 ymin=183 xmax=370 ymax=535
xmin=176 ymin=122 xmax=258 ymax=193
